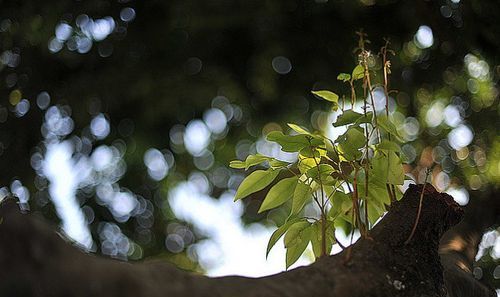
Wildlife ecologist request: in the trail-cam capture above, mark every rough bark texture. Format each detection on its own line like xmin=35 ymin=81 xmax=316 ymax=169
xmin=0 ymin=184 xmax=495 ymax=297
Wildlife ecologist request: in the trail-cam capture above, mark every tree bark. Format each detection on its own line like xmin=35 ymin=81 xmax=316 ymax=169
xmin=0 ymin=184 xmax=495 ymax=297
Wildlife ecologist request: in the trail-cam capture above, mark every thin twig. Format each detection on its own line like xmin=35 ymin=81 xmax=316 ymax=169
xmin=310 ymin=139 xmax=328 ymax=257
xmin=404 ymin=169 xmax=432 ymax=244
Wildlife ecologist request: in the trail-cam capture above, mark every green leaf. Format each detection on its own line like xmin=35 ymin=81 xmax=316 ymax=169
xmin=358 ymin=177 xmax=391 ymax=206
xmin=299 ymin=146 xmax=320 ymax=159
xmin=322 ymin=176 xmax=339 ymax=186
xmin=376 ymin=139 xmax=401 ymax=152
xmin=337 ymin=127 xmax=366 ymax=161
xmin=337 ymin=73 xmax=351 ymax=82
xmin=287 ymin=123 xmax=310 ymax=135
xmin=267 ymin=131 xmax=323 ymax=152
xmin=334 ymin=216 xmax=353 ymax=232
xmin=291 ymin=181 xmax=312 ymax=215
xmin=356 ymin=112 xmax=373 ymax=125
xmin=371 ymin=151 xmax=404 ymax=185
xmin=244 ymin=154 xmax=271 ymax=169
xmin=230 ymin=154 xmax=272 ymax=170
xmin=386 ymin=151 xmax=404 ymax=185
xmin=338 ymin=127 xmax=365 ymax=148
xmin=286 ymin=235 xmax=310 ymax=269
xmin=378 ymin=116 xmax=404 ymax=143
xmin=371 ymin=153 xmax=387 ymax=182
xmin=332 ymin=110 xmax=373 ymax=127
xmin=334 ymin=110 xmax=363 ymax=127
xmin=284 ymin=221 xmax=311 ymax=247
xmin=395 ymin=187 xmax=404 ymax=201
xmin=306 ymin=164 xmax=335 ymax=179
xmin=229 ymin=160 xmax=246 ymax=169
xmin=352 ymin=65 xmax=365 ymax=80
xmin=258 ymin=176 xmax=299 ymax=213
xmin=284 ymin=221 xmax=313 ymax=268
xmin=311 ymin=90 xmax=339 ymax=103
xmin=298 ymin=156 xmax=317 ymax=174
xmin=269 ymin=159 xmax=290 ymax=169
xmin=333 ymin=110 xmax=366 ymax=127
xmin=367 ymin=200 xmax=385 ymax=225
xmin=310 ymin=223 xmax=322 ymax=259
xmin=328 ymin=191 xmax=352 ymax=219
xmin=266 ymin=218 xmax=302 ymax=258
xmin=310 ymin=221 xmax=335 ymax=259
xmin=234 ymin=169 xmax=280 ymax=201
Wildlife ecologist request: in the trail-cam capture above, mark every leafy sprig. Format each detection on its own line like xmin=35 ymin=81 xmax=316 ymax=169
xmin=230 ymin=36 xmax=406 ymax=269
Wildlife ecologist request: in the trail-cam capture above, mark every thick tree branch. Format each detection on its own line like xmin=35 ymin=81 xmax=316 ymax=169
xmin=0 ymin=184 xmax=495 ymax=297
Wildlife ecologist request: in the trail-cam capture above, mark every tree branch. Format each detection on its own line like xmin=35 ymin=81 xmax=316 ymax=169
xmin=0 ymin=184 xmax=494 ymax=297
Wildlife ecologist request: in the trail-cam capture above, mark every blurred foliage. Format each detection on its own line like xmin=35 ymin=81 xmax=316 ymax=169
xmin=0 ymin=0 xmax=498 ymax=289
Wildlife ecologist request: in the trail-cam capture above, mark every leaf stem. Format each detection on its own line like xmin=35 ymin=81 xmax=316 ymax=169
xmin=309 ymin=139 xmax=328 ymax=257
xmin=351 ymin=167 xmax=363 ymax=235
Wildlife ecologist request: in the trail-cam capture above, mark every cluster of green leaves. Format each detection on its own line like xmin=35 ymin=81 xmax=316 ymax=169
xmin=230 ymin=46 xmax=407 ymax=269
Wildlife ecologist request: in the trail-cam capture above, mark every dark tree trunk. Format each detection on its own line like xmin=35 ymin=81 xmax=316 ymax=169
xmin=0 ymin=184 xmax=495 ymax=297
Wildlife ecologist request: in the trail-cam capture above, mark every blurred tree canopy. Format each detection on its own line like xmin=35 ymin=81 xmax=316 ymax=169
xmin=0 ymin=0 xmax=498 ymax=289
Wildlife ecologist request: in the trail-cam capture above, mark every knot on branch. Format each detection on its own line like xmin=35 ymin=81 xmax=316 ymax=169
xmin=371 ymin=183 xmax=464 ymax=247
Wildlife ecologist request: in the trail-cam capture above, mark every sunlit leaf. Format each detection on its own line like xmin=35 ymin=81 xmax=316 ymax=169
xmin=284 ymin=221 xmax=311 ymax=248
xmin=245 ymin=154 xmax=271 ymax=169
xmin=269 ymin=159 xmax=290 ymax=169
xmin=306 ymin=164 xmax=335 ymax=179
xmin=298 ymin=156 xmax=317 ymax=174
xmin=310 ymin=222 xmax=322 ymax=259
xmin=291 ymin=181 xmax=312 ymax=215
xmin=258 ymin=176 xmax=298 ymax=213
xmin=230 ymin=154 xmax=272 ymax=170
xmin=287 ymin=123 xmax=310 ymax=135
xmin=311 ymin=90 xmax=339 ymax=103
xmin=267 ymin=131 xmax=323 ymax=152
xmin=337 ymin=73 xmax=351 ymax=82
xmin=234 ymin=169 xmax=280 ymax=201
xmin=311 ymin=220 xmax=335 ymax=259
xmin=266 ymin=218 xmax=302 ymax=258
xmin=286 ymin=235 xmax=310 ymax=269
xmin=310 ymin=224 xmax=321 ymax=259
xmin=352 ymin=65 xmax=365 ymax=80
xmin=229 ymin=160 xmax=246 ymax=169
